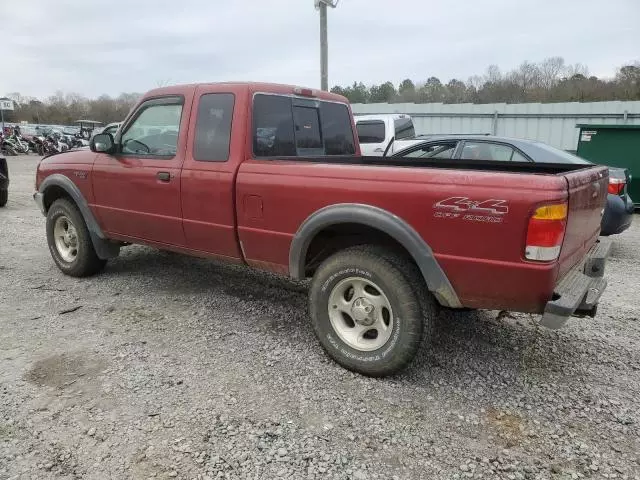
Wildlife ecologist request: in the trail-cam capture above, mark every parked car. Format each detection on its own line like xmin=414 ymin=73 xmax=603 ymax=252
xmin=355 ymin=114 xmax=426 ymax=155
xmin=602 ymin=167 xmax=634 ymax=235
xmin=34 ymin=82 xmax=611 ymax=377
xmin=392 ymin=135 xmax=634 ymax=236
xmin=0 ymin=156 xmax=8 ymax=207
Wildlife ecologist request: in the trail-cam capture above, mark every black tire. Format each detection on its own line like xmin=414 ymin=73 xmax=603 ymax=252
xmin=0 ymin=189 xmax=7 ymax=207
xmin=309 ymin=245 xmax=435 ymax=377
xmin=46 ymin=198 xmax=107 ymax=277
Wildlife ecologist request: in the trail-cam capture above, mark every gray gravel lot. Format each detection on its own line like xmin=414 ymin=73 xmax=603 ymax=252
xmin=1 ymin=155 xmax=639 ymax=480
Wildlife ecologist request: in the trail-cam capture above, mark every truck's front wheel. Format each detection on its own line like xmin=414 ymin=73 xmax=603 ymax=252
xmin=46 ymin=199 xmax=107 ymax=277
xmin=309 ymin=246 xmax=430 ymax=377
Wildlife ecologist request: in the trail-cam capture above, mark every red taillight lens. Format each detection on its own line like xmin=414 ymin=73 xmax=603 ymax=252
xmin=293 ymin=87 xmax=316 ymax=97
xmin=607 ymin=178 xmax=625 ymax=195
xmin=525 ymin=203 xmax=568 ymax=262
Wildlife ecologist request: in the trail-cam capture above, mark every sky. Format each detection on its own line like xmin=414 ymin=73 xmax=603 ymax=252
xmin=1 ymin=0 xmax=639 ymax=99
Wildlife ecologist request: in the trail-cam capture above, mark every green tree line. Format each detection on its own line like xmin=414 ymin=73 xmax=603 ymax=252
xmin=2 ymin=58 xmax=639 ymax=126
xmin=331 ymin=58 xmax=640 ymax=104
xmin=1 ymin=91 xmax=142 ymax=126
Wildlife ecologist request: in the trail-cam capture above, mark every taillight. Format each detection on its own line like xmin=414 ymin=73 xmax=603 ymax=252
xmin=293 ymin=87 xmax=317 ymax=97
xmin=607 ymin=178 xmax=625 ymax=195
xmin=525 ymin=203 xmax=568 ymax=262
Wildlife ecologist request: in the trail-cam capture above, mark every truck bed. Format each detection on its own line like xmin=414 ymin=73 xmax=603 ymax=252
xmin=293 ymin=155 xmax=594 ymax=175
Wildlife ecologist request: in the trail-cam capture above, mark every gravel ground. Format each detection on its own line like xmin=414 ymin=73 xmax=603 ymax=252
xmin=1 ymin=155 xmax=639 ymax=480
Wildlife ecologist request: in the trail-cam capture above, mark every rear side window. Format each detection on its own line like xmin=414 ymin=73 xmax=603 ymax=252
xmin=461 ymin=141 xmax=530 ymax=162
xmin=356 ymin=120 xmax=385 ymax=143
xmin=394 ymin=117 xmax=415 ymax=140
xmin=193 ymin=93 xmax=235 ymax=161
xmin=253 ymin=94 xmax=355 ymax=157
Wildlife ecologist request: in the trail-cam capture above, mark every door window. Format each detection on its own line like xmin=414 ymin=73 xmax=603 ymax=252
xmin=400 ymin=142 xmax=458 ymax=159
xmin=394 ymin=117 xmax=415 ymax=140
xmin=511 ymin=150 xmax=530 ymax=162
xmin=356 ymin=120 xmax=385 ymax=143
xmin=120 ymin=99 xmax=183 ymax=157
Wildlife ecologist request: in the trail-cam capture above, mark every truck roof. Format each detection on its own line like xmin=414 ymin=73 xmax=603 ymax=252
xmin=145 ymin=82 xmax=349 ymax=104
xmin=354 ymin=114 xmax=411 ymax=121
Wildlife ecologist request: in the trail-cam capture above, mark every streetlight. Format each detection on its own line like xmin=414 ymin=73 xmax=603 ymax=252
xmin=314 ymin=0 xmax=339 ymax=91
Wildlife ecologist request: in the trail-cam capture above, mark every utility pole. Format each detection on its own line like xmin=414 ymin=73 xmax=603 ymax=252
xmin=315 ymin=0 xmax=339 ymax=91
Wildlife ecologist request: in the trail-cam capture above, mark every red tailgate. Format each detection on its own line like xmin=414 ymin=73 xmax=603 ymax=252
xmin=557 ymin=166 xmax=609 ymax=279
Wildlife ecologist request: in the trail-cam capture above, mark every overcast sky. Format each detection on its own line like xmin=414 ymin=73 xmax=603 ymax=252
xmin=2 ymin=0 xmax=638 ymax=99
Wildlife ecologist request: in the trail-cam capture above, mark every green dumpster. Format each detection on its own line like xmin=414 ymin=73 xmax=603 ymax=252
xmin=576 ymin=124 xmax=640 ymax=206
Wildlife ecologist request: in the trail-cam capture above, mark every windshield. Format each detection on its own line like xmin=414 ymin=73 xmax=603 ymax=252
xmin=531 ymin=141 xmax=591 ymax=164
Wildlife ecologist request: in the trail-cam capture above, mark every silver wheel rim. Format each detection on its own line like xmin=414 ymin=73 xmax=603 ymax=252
xmin=53 ymin=215 xmax=79 ymax=263
xmin=328 ymin=277 xmax=394 ymax=352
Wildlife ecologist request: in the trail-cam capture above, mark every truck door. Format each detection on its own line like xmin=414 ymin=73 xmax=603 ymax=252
xmin=179 ymin=85 xmax=244 ymax=259
xmin=92 ymin=95 xmax=190 ymax=246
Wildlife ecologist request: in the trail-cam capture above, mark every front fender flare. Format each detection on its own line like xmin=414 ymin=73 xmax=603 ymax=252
xmin=38 ymin=174 xmax=119 ymax=259
xmin=289 ymin=203 xmax=462 ymax=308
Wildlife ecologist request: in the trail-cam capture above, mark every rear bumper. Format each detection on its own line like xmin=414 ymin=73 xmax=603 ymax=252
xmin=540 ymin=237 xmax=611 ymax=329
xmin=601 ymin=194 xmax=634 ymax=236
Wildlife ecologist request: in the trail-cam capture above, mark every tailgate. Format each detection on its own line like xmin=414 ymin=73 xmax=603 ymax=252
xmin=557 ymin=165 xmax=609 ymax=279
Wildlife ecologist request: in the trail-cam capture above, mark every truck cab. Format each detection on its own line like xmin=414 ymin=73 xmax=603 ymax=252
xmin=355 ymin=114 xmax=421 ymax=155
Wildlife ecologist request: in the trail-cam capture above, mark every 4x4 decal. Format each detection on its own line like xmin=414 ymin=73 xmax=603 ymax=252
xmin=433 ymin=196 xmax=508 ymax=223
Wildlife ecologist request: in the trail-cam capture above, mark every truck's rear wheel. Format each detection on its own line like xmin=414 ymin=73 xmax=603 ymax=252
xmin=309 ymin=246 xmax=431 ymax=377
xmin=46 ymin=198 xmax=107 ymax=277
xmin=0 ymin=189 xmax=7 ymax=207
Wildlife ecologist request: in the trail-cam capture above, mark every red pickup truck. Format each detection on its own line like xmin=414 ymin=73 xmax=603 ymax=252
xmin=34 ymin=82 xmax=611 ymax=376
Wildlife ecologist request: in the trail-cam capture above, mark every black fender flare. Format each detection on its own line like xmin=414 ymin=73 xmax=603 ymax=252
xmin=38 ymin=174 xmax=120 ymax=259
xmin=289 ymin=203 xmax=462 ymax=308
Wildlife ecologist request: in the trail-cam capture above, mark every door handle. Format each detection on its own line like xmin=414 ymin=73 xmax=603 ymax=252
xmin=157 ymin=171 xmax=171 ymax=182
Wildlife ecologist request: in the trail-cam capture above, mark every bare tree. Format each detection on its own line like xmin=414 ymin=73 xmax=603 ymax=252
xmin=539 ymin=56 xmax=566 ymax=89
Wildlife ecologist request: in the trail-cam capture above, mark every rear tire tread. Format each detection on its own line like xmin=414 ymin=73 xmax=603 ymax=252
xmin=309 ymin=244 xmax=436 ymax=377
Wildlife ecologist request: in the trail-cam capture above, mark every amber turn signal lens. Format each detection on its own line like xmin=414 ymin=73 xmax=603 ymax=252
xmin=531 ymin=203 xmax=568 ymax=221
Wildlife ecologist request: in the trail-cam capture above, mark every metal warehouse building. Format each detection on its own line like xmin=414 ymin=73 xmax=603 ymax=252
xmin=351 ymin=101 xmax=640 ymax=152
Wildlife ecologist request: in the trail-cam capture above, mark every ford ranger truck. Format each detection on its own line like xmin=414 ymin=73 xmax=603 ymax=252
xmin=34 ymin=82 xmax=611 ymax=377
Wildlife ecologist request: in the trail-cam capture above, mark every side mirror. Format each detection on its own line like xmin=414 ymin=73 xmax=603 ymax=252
xmin=90 ymin=133 xmax=115 ymax=153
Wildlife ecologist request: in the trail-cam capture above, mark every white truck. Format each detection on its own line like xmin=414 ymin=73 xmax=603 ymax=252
xmin=354 ymin=114 xmax=424 ymax=156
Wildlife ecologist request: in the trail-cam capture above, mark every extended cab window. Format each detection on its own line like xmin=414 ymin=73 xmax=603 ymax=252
xmin=120 ymin=98 xmax=183 ymax=157
xmin=253 ymin=94 xmax=355 ymax=157
xmin=356 ymin=121 xmax=385 ymax=143
xmin=193 ymin=93 xmax=235 ymax=162
xmin=394 ymin=117 xmax=415 ymax=140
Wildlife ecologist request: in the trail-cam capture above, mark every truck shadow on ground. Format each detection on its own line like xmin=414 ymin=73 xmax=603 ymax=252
xmin=103 ymin=247 xmax=615 ymax=386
